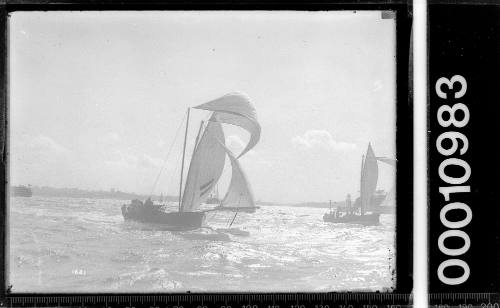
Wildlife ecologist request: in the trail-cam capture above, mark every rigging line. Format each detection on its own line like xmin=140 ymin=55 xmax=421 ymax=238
xmin=149 ymin=111 xmax=188 ymax=198
xmin=228 ymin=195 xmax=242 ymax=228
xmin=228 ymin=210 xmax=239 ymax=228
xmin=165 ymin=143 xmax=183 ymax=206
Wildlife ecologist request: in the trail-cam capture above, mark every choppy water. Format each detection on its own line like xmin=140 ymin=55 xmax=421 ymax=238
xmin=9 ymin=196 xmax=395 ymax=293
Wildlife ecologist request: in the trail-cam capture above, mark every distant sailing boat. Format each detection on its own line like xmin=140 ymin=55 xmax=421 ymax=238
xmin=323 ymin=143 xmax=383 ymax=226
xmin=206 ymin=185 xmax=220 ymax=204
xmin=121 ymin=93 xmax=260 ymax=230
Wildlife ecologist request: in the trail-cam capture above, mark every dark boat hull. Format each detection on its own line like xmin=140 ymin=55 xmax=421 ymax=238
xmin=122 ymin=204 xmax=205 ymax=231
xmin=323 ymin=212 xmax=380 ymax=226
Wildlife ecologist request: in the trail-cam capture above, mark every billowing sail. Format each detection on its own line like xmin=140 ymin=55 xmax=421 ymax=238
xmin=220 ymin=145 xmax=256 ymax=210
xmin=360 ymin=143 xmax=379 ymax=214
xmin=181 ymin=120 xmax=226 ymax=212
xmin=193 ymin=93 xmax=260 ymax=158
xmin=376 ymin=156 xmax=397 ymax=166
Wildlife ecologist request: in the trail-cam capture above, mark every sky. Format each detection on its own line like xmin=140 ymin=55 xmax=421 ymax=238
xmin=9 ymin=11 xmax=396 ymax=204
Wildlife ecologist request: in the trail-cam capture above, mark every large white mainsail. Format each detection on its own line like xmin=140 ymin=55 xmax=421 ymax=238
xmin=360 ymin=143 xmax=379 ymax=214
xmin=220 ymin=143 xmax=256 ymax=210
xmin=193 ymin=92 xmax=260 ymax=158
xmin=180 ymin=118 xmax=226 ymax=212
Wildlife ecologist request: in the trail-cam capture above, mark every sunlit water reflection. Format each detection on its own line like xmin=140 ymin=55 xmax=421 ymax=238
xmin=10 ymin=196 xmax=395 ymax=292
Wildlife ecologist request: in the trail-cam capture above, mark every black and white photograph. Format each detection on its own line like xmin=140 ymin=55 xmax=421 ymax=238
xmin=8 ymin=10 xmax=398 ymax=293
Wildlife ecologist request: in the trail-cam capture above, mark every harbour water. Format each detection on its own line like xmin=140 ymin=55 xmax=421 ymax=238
xmin=9 ymin=196 xmax=395 ymax=292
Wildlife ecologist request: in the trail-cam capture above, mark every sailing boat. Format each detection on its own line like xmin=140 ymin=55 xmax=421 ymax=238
xmin=323 ymin=143 xmax=382 ymax=226
xmin=121 ymin=93 xmax=260 ymax=230
xmin=206 ymin=185 xmax=220 ymax=204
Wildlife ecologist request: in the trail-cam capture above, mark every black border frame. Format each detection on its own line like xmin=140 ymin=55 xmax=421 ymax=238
xmin=0 ymin=1 xmax=412 ymax=305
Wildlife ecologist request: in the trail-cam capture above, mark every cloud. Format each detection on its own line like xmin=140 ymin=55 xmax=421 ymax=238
xmin=226 ymin=135 xmax=256 ymax=156
xmin=226 ymin=135 xmax=245 ymax=151
xmin=105 ymin=150 xmax=165 ymax=170
xmin=292 ymin=130 xmax=356 ymax=151
xmin=373 ymin=80 xmax=383 ymax=92
xmin=138 ymin=154 xmax=165 ymax=169
xmin=103 ymin=132 xmax=120 ymax=144
xmin=157 ymin=138 xmax=166 ymax=148
xmin=22 ymin=135 xmax=70 ymax=154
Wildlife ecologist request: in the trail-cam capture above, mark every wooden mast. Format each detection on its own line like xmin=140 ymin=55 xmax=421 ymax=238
xmin=193 ymin=121 xmax=205 ymax=152
xmin=178 ymin=108 xmax=190 ymax=212
xmin=360 ymin=153 xmax=365 ymax=215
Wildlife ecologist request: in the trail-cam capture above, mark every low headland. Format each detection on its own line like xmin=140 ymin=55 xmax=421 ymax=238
xmin=12 ymin=185 xmax=388 ymax=209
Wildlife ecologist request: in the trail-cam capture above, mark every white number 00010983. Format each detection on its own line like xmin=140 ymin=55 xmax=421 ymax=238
xmin=435 ymin=74 xmax=471 ymax=285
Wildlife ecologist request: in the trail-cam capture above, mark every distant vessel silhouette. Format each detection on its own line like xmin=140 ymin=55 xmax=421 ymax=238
xmin=323 ymin=143 xmax=395 ymax=225
xmin=11 ymin=185 xmax=32 ymax=197
xmin=352 ymin=190 xmax=393 ymax=214
xmin=122 ymin=93 xmax=261 ymax=230
xmin=205 ymin=185 xmax=220 ymax=204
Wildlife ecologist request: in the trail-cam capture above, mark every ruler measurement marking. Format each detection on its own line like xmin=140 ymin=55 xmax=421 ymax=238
xmin=12 ymin=292 xmax=500 ymax=307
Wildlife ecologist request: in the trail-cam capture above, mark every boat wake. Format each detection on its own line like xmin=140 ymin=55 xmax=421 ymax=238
xmin=216 ymin=228 xmax=250 ymax=237
xmin=178 ymin=227 xmax=232 ymax=242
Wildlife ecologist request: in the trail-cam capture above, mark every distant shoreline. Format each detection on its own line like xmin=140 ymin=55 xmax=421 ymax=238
xmin=12 ymin=185 xmax=353 ymax=208
xmin=257 ymin=201 xmax=344 ymax=209
xmin=15 ymin=185 xmax=176 ymax=202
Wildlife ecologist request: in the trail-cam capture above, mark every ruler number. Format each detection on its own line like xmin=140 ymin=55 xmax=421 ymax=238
xmin=481 ymin=304 xmax=500 ymax=308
